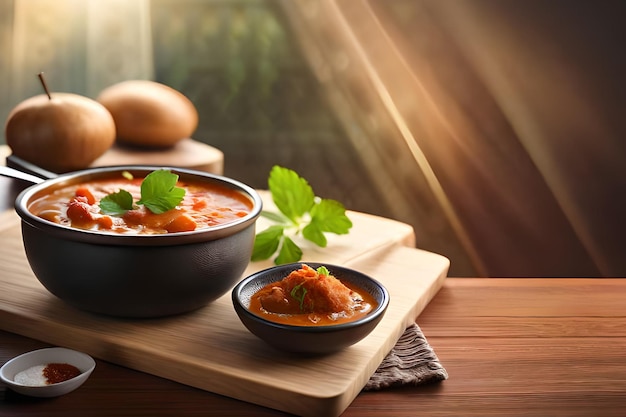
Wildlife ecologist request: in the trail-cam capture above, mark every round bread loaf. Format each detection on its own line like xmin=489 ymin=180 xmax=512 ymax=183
xmin=97 ymin=80 xmax=198 ymax=148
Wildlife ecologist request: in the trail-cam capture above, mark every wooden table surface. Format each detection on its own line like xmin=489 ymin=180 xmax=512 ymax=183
xmin=1 ymin=177 xmax=626 ymax=416
xmin=2 ymin=278 xmax=625 ymax=416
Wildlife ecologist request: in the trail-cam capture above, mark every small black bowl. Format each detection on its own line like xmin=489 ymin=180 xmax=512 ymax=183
xmin=232 ymin=262 xmax=389 ymax=355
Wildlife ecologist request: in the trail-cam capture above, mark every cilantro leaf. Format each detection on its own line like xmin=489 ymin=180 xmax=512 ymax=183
xmin=99 ymin=190 xmax=134 ymax=215
xmin=251 ymin=166 xmax=352 ymax=265
xmin=251 ymin=225 xmax=284 ymax=262
xmin=309 ymin=199 xmax=352 ymax=234
xmin=275 ymin=236 xmax=302 ymax=265
xmin=302 ymin=222 xmax=327 ymax=247
xmin=316 ymin=266 xmax=330 ymax=276
xmin=267 ymin=166 xmax=314 ymax=223
xmin=302 ymin=200 xmax=352 ymax=247
xmin=260 ymin=210 xmax=288 ymax=223
xmin=136 ymin=170 xmax=186 ymax=214
xmin=290 ymin=282 xmax=308 ymax=311
xmin=98 ymin=169 xmax=186 ymax=217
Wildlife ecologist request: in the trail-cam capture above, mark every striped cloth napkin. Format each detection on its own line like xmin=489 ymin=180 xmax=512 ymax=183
xmin=365 ymin=324 xmax=448 ymax=390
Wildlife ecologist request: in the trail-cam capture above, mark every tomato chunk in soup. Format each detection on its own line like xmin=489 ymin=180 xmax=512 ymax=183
xmin=28 ymin=177 xmax=252 ymax=234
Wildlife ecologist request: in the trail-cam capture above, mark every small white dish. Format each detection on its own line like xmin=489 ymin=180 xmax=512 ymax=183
xmin=0 ymin=347 xmax=95 ymax=397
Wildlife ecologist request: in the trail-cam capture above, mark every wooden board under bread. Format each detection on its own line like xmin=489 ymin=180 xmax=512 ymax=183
xmin=0 ymin=202 xmax=448 ymax=416
xmin=0 ymin=139 xmax=224 ymax=175
xmin=90 ymin=139 xmax=224 ymax=174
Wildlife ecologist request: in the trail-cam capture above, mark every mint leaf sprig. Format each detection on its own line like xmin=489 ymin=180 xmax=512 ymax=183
xmin=251 ymin=166 xmax=353 ymax=265
xmin=99 ymin=169 xmax=186 ymax=215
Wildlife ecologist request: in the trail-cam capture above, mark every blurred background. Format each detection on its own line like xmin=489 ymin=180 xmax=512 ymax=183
xmin=1 ymin=0 xmax=625 ymax=277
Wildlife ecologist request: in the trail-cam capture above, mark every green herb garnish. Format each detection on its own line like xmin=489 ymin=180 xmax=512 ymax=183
xmin=99 ymin=189 xmax=134 ymax=215
xmin=290 ymin=283 xmax=308 ymax=312
xmin=137 ymin=170 xmax=186 ymax=214
xmin=99 ymin=169 xmax=185 ymax=215
xmin=251 ymin=166 xmax=352 ymax=265
xmin=316 ymin=266 xmax=330 ymax=276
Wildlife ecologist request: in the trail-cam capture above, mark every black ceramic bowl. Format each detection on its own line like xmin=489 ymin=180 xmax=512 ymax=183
xmin=232 ymin=262 xmax=389 ymax=354
xmin=14 ymin=165 xmax=262 ymax=318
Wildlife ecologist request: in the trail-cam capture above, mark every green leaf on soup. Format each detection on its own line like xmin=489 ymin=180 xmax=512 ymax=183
xmin=99 ymin=189 xmax=134 ymax=215
xmin=136 ymin=169 xmax=186 ymax=214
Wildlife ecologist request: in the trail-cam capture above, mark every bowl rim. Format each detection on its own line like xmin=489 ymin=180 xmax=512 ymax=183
xmin=232 ymin=262 xmax=390 ymax=332
xmin=14 ymin=165 xmax=263 ymax=245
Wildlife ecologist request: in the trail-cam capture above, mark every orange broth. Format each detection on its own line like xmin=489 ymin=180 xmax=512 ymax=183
xmin=28 ymin=176 xmax=252 ymax=234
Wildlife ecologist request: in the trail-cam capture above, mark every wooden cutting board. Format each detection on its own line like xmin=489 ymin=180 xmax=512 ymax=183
xmin=0 ymin=202 xmax=448 ymax=417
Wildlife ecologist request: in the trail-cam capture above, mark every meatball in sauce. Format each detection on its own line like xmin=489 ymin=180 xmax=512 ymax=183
xmin=250 ymin=264 xmax=377 ymax=326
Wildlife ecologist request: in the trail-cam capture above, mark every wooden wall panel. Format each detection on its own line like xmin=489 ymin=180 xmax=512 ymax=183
xmin=0 ymin=0 xmax=14 ymax=129
xmin=281 ymin=0 xmax=625 ymax=277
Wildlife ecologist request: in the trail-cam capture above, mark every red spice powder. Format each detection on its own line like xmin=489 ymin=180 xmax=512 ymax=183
xmin=43 ymin=363 xmax=81 ymax=384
